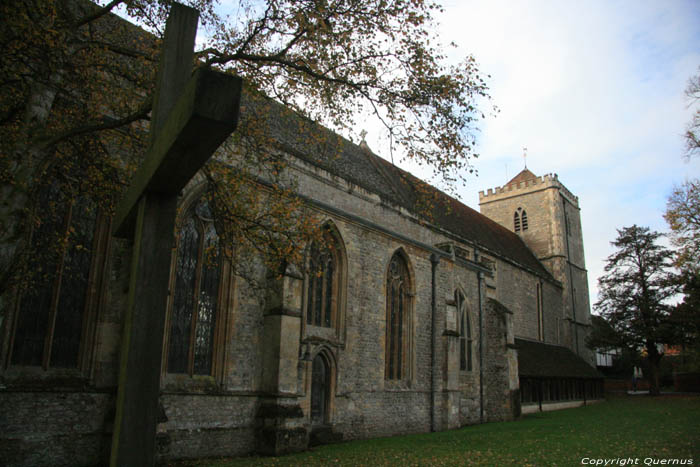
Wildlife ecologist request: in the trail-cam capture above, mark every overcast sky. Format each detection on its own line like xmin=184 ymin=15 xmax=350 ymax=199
xmin=120 ymin=0 xmax=700 ymax=308
xmin=422 ymin=0 xmax=700 ymax=308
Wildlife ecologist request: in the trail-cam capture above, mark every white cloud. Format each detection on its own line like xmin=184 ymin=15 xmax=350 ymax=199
xmin=433 ymin=0 xmax=700 ymax=307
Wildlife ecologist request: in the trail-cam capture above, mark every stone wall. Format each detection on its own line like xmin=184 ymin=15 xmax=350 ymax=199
xmin=0 ymin=391 xmax=112 ymax=467
xmin=479 ymin=172 xmax=592 ymax=359
xmin=2 ymin=155 xmax=559 ymax=465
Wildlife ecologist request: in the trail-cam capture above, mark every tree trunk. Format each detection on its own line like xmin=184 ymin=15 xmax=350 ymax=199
xmin=646 ymin=343 xmax=662 ymax=396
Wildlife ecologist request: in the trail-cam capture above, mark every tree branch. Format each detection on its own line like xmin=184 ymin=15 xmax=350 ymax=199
xmin=74 ymin=0 xmax=128 ymax=28
xmin=37 ymin=98 xmax=151 ymax=150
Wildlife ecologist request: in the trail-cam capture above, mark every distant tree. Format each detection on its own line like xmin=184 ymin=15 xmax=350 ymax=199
xmin=595 ymin=225 xmax=678 ymax=395
xmin=665 ymin=178 xmax=700 ymax=274
xmin=587 ymin=314 xmax=623 ymax=351
xmin=684 ymin=68 xmax=700 ymax=159
xmin=669 ymin=271 xmax=700 ymax=371
xmin=664 ymin=178 xmax=700 ymax=371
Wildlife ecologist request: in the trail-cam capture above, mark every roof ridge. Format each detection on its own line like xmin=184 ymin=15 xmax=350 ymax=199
xmin=357 ymin=146 xmax=413 ymax=207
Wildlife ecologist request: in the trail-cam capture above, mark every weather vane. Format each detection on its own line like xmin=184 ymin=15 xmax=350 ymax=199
xmin=360 ymin=129 xmax=368 ymax=142
xmin=523 ymin=147 xmax=528 ymax=169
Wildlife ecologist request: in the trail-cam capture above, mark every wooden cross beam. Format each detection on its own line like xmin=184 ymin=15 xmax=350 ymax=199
xmin=109 ymin=4 xmax=241 ymax=466
xmin=113 ymin=68 xmax=241 ymax=237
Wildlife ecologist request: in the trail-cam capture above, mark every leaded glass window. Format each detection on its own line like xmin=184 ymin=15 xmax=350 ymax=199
xmin=10 ymin=188 xmax=98 ymax=370
xmin=385 ymin=252 xmax=410 ymax=380
xmin=167 ymin=198 xmax=221 ymax=376
xmin=456 ymin=290 xmax=473 ymax=371
xmin=306 ymin=232 xmax=338 ymax=328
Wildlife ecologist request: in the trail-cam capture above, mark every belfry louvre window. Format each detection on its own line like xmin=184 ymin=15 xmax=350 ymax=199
xmin=456 ymin=290 xmax=473 ymax=371
xmin=167 ymin=198 xmax=222 ymax=376
xmin=306 ymin=231 xmax=340 ymax=328
xmin=9 ymin=188 xmax=105 ymax=370
xmin=385 ymin=252 xmax=411 ymax=380
xmin=514 ymin=207 xmax=528 ymax=232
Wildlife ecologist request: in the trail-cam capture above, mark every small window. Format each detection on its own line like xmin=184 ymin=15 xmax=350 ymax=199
xmin=514 ymin=207 xmax=528 ymax=232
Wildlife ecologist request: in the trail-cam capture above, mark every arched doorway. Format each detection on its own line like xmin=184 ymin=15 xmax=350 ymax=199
xmin=310 ymin=353 xmax=330 ymax=426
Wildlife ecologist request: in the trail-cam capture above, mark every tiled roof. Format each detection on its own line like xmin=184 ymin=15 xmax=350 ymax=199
xmin=515 ymin=338 xmax=602 ymax=379
xmin=238 ymin=91 xmax=554 ymax=280
xmin=506 ymin=168 xmax=538 ymax=187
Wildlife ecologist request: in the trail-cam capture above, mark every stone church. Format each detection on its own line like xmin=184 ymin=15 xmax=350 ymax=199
xmin=0 ymin=6 xmax=602 ymax=467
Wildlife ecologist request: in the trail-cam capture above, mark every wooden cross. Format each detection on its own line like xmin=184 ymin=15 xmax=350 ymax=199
xmin=109 ymin=4 xmax=242 ymax=466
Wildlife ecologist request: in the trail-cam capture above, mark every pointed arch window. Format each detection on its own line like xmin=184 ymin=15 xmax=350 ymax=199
xmin=167 ymin=197 xmax=223 ymax=376
xmin=306 ymin=229 xmax=341 ymax=328
xmin=385 ymin=252 xmax=411 ymax=380
xmin=7 ymin=186 xmax=107 ymax=372
xmin=456 ymin=290 xmax=473 ymax=371
xmin=514 ymin=207 xmax=528 ymax=232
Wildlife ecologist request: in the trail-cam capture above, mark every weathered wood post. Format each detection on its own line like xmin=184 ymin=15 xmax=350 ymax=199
xmin=109 ymin=4 xmax=242 ymax=465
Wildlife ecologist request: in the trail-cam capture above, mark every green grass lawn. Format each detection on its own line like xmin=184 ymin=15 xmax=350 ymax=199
xmin=173 ymin=395 xmax=699 ymax=466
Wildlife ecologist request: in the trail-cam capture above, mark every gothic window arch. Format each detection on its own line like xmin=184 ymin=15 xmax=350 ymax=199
xmin=304 ymin=222 xmax=346 ymax=337
xmin=385 ymin=250 xmax=412 ymax=381
xmin=456 ymin=289 xmax=473 ymax=372
xmin=166 ymin=195 xmax=226 ymax=377
xmin=5 ymin=187 xmax=107 ymax=373
xmin=514 ymin=207 xmax=528 ymax=232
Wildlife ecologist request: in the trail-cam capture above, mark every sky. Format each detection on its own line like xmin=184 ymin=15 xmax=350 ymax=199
xmin=118 ymin=0 xmax=700 ymax=309
xmin=421 ymin=0 xmax=700 ymax=308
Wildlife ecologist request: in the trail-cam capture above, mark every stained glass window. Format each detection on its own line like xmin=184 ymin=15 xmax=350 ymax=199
xmin=11 ymin=189 xmax=97 ymax=370
xmin=457 ymin=290 xmax=473 ymax=372
xmin=385 ymin=253 xmax=410 ymax=380
xmin=306 ymin=232 xmax=338 ymax=328
xmin=167 ymin=198 xmax=221 ymax=376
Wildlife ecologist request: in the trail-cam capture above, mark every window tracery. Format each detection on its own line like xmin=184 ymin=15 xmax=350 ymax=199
xmin=166 ymin=197 xmax=222 ymax=376
xmin=8 ymin=187 xmax=105 ymax=371
xmin=306 ymin=235 xmax=337 ymax=328
xmin=514 ymin=207 xmax=528 ymax=232
xmin=385 ymin=252 xmax=411 ymax=380
xmin=456 ymin=290 xmax=473 ymax=372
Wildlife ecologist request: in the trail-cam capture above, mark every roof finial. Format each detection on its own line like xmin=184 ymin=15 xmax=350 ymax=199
xmin=523 ymin=147 xmax=528 ymax=169
xmin=359 ymin=129 xmax=371 ymax=152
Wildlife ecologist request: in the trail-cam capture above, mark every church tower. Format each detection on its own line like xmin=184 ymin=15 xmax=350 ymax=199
xmin=478 ymin=168 xmax=592 ymax=361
